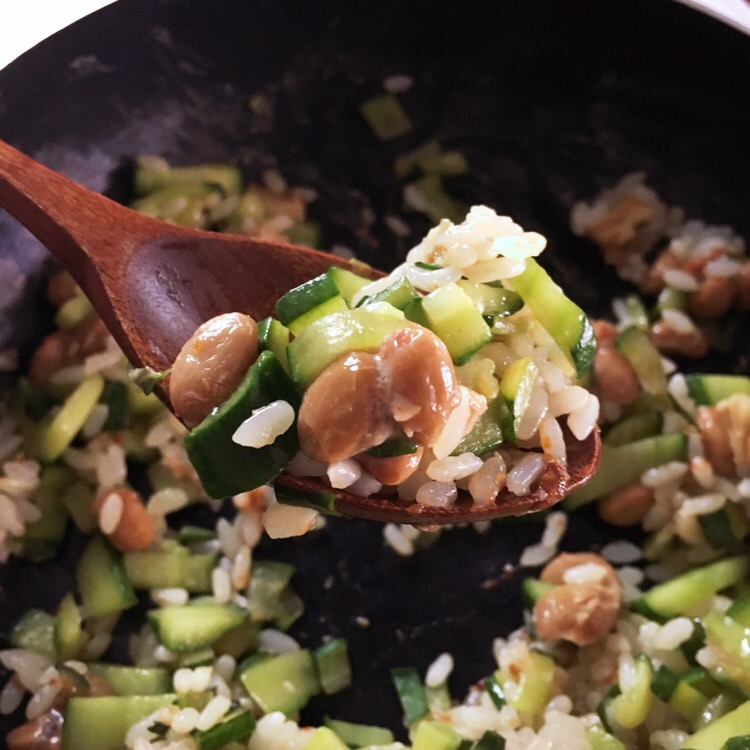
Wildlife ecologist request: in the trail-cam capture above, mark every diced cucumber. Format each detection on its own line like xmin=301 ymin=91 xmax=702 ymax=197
xmin=246 ymin=559 xmax=295 ymax=621
xmin=565 ymin=433 xmax=687 ymax=509
xmin=394 ymin=139 xmax=468 ymax=179
xmin=274 ymin=484 xmax=339 ymax=515
xmin=391 ymin=666 xmax=429 ymax=725
xmin=615 ymin=326 xmax=668 ymax=400
xmin=586 ymin=724 xmax=626 ymax=750
xmin=287 ymin=295 xmax=349 ymax=336
xmin=213 ymin=619 xmax=261 ymax=659
xmin=472 ymin=730 xmax=507 ymax=750
xmin=196 ymin=710 xmax=256 ymax=750
xmin=408 ymin=173 xmax=467 ymax=224
xmin=651 ymin=664 xmax=680 ymax=701
xmin=694 ymin=693 xmax=740 ymax=732
xmin=148 ymin=602 xmax=246 ymax=653
xmin=681 ymin=619 xmax=708 ymax=665
xmin=426 ymin=681 xmax=451 ymax=712
xmin=306 ymin=726 xmax=349 ymax=750
xmin=686 ymin=374 xmax=750 ymax=406
xmin=326 ymin=266 xmax=371 ymax=304
xmin=287 ymin=309 xmax=408 ymax=390
xmin=54 ymin=593 xmax=87 ymax=661
xmin=360 ymin=276 xmax=419 ymax=310
xmin=314 ymin=638 xmax=351 ymax=695
xmin=457 ymin=357 xmax=500 ymax=401
xmin=366 ymin=436 xmax=419 ymax=457
xmin=698 ymin=504 xmax=747 ymax=549
xmin=683 ymin=699 xmax=750 ymax=750
xmin=17 ymin=464 xmax=74 ymax=561
xmin=521 ymin=577 xmax=555 ymax=609
xmin=324 ymin=717 xmax=394 ymax=748
xmin=723 ymin=736 xmax=750 ymax=750
xmin=727 ymin=594 xmax=750 ymax=628
xmin=101 ymin=380 xmax=128 ymax=431
xmin=184 ymin=351 xmax=300 ymax=498
xmin=420 ymin=282 xmax=492 ymax=365
xmin=499 ymin=356 xmax=538 ymax=441
xmin=177 ymin=525 xmax=216 ymax=545
xmin=411 ymin=720 xmax=463 ymax=750
xmin=596 ymin=684 xmax=621 ymax=733
xmin=239 ymin=648 xmax=320 ymax=715
xmin=88 ymin=664 xmax=171 ymax=696
xmin=485 ymin=672 xmax=506 ymax=709
xmin=668 ymin=679 xmax=709 ymax=726
xmin=275 ymin=272 xmax=340 ymax=325
xmin=631 ymin=556 xmax=748 ymax=620
xmin=458 ymin=279 xmax=523 ymax=317
xmin=77 ymin=536 xmax=137 ymax=618
xmin=508 ymin=650 xmax=555 ymax=716
xmin=452 ymin=398 xmax=506 ymax=456
xmin=657 ymin=286 xmax=688 ymax=314
xmin=403 ymin=296 xmax=431 ymax=328
xmin=61 ymin=694 xmax=177 ymax=750
xmin=55 ymin=294 xmax=94 ymax=331
xmin=359 ymin=93 xmax=413 ymax=141
xmin=618 ymin=294 xmax=650 ymax=331
xmin=603 ymin=411 xmax=663 ymax=447
xmin=257 ymin=317 xmax=291 ymax=372
xmin=123 ymin=548 xmax=216 ymax=593
xmin=37 ymin=374 xmax=105 ymax=462
xmin=508 ymin=258 xmax=595 ymax=378
xmin=704 ymin=611 xmax=750 ymax=692
xmin=134 ymin=162 xmax=242 ymax=196
xmin=124 ymin=380 xmax=164 ymax=417
xmin=9 ymin=609 xmax=56 ymax=657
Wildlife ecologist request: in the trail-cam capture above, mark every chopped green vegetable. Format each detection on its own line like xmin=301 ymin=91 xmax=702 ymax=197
xmin=391 ymin=666 xmax=429 ymax=725
xmin=359 ymin=94 xmax=413 ymax=141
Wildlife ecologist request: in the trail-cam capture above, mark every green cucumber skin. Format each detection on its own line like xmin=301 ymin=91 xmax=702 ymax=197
xmin=62 ymin=694 xmax=178 ymax=750
xmin=287 ymin=309 xmax=407 ymax=391
xmin=239 ymin=649 xmax=320 ymax=715
xmin=564 ymin=433 xmax=687 ymax=508
xmin=148 ymin=603 xmax=246 ymax=653
xmin=197 ymin=711 xmax=256 ymax=750
xmin=615 ymin=326 xmax=668 ymax=398
xmin=391 ymin=666 xmax=429 ymax=726
xmin=452 ymin=400 xmax=505 ymax=456
xmin=274 ymin=273 xmax=339 ymax=325
xmin=323 ymin=717 xmax=394 ymax=747
xmin=686 ymin=374 xmax=750 ymax=406
xmin=631 ymin=556 xmax=748 ymax=620
xmin=420 ymin=283 xmax=492 ymax=366
xmin=684 ymin=699 xmax=750 ymax=750
xmin=134 ymin=163 xmax=241 ymax=196
xmin=9 ymin=609 xmax=56 ymax=657
xmin=361 ymin=276 xmax=419 ymax=310
xmin=88 ymin=665 xmax=171 ymax=696
xmin=314 ymin=638 xmax=351 ymax=695
xmin=76 ymin=536 xmax=138 ymax=619
xmin=123 ymin=549 xmax=216 ymax=593
xmin=508 ymin=258 xmax=595 ymax=378
xmin=185 ymin=351 xmax=300 ymax=499
xmin=726 ymin=594 xmax=750 ymax=628
xmin=521 ymin=578 xmax=555 ymax=609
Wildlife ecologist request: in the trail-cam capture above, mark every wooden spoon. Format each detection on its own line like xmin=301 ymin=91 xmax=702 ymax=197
xmin=0 ymin=139 xmax=600 ymax=524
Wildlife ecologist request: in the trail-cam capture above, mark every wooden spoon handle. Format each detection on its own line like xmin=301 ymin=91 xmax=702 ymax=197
xmin=0 ymin=140 xmax=122 ymax=271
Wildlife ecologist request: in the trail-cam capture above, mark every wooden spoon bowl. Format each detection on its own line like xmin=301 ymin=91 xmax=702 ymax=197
xmin=0 ymin=139 xmax=600 ymax=525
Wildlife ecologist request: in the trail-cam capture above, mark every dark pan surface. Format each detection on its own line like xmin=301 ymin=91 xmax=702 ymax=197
xmin=0 ymin=0 xmax=749 ymax=737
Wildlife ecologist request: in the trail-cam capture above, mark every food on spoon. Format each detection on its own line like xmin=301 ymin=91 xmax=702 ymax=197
xmin=4 ymin=164 xmax=750 ymax=750
xmin=169 ymin=206 xmax=600 ymax=512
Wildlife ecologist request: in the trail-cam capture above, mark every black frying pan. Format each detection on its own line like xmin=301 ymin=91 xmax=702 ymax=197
xmin=0 ymin=0 xmax=749 ymax=740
